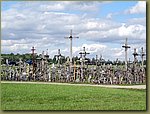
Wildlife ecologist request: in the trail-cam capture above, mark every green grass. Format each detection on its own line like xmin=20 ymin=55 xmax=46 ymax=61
xmin=1 ymin=83 xmax=146 ymax=110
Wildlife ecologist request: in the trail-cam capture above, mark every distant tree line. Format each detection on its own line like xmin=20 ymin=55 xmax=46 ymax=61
xmin=1 ymin=53 xmax=146 ymax=66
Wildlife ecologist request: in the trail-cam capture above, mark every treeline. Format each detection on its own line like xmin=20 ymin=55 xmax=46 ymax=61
xmin=1 ymin=53 xmax=146 ymax=65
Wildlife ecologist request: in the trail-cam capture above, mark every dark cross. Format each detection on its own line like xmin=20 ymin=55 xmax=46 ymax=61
xmin=122 ymin=38 xmax=130 ymax=70
xmin=31 ymin=47 xmax=35 ymax=75
xmin=79 ymin=47 xmax=90 ymax=67
xmin=132 ymin=48 xmax=138 ymax=68
xmin=64 ymin=29 xmax=79 ymax=66
xmin=78 ymin=47 xmax=90 ymax=81
xmin=79 ymin=47 xmax=90 ymax=59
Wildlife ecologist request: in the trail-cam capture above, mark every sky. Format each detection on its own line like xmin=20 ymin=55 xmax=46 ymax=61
xmin=1 ymin=1 xmax=146 ymax=61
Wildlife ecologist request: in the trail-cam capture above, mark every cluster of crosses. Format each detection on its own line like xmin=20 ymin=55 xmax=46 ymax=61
xmin=1 ymin=30 xmax=146 ymax=84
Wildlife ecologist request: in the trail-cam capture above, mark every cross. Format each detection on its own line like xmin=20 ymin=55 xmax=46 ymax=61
xmin=55 ymin=49 xmax=63 ymax=68
xmin=132 ymin=48 xmax=138 ymax=67
xmin=31 ymin=46 xmax=36 ymax=76
xmin=64 ymin=29 xmax=79 ymax=66
xmin=78 ymin=47 xmax=90 ymax=81
xmin=79 ymin=47 xmax=90 ymax=68
xmin=79 ymin=47 xmax=90 ymax=59
xmin=122 ymin=38 xmax=130 ymax=70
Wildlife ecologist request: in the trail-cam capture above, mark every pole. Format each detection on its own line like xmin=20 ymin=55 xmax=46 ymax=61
xmin=133 ymin=48 xmax=138 ymax=68
xmin=31 ymin=47 xmax=35 ymax=79
xmin=70 ymin=38 xmax=72 ymax=65
xmin=125 ymin=38 xmax=128 ymax=70
xmin=58 ymin=49 xmax=61 ymax=68
xmin=141 ymin=47 xmax=145 ymax=72
xmin=74 ymin=62 xmax=76 ymax=81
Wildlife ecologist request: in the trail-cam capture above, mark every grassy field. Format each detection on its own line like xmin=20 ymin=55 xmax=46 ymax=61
xmin=1 ymin=83 xmax=146 ymax=110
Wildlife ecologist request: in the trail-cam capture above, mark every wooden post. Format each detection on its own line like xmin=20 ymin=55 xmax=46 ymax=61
xmin=74 ymin=62 xmax=76 ymax=81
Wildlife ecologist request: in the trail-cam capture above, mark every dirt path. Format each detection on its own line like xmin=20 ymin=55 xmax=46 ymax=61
xmin=1 ymin=81 xmax=146 ymax=89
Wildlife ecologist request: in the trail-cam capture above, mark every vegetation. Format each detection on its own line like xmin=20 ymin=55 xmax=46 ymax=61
xmin=1 ymin=53 xmax=146 ymax=65
xmin=1 ymin=83 xmax=146 ymax=110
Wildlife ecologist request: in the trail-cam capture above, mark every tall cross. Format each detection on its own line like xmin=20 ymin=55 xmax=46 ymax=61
xmin=78 ymin=47 xmax=90 ymax=81
xmin=122 ymin=38 xmax=130 ymax=70
xmin=79 ymin=47 xmax=90 ymax=67
xmin=64 ymin=29 xmax=79 ymax=66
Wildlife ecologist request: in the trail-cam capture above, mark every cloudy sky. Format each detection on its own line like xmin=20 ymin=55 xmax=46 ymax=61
xmin=1 ymin=1 xmax=146 ymax=61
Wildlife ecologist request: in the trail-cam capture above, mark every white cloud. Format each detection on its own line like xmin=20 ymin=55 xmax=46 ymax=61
xmin=77 ymin=22 xmax=146 ymax=46
xmin=125 ymin=1 xmax=146 ymax=14
xmin=118 ymin=24 xmax=146 ymax=39
xmin=40 ymin=3 xmax=65 ymax=11
xmin=127 ymin=17 xmax=146 ymax=26
xmin=1 ymin=1 xmax=146 ymax=61
xmin=72 ymin=43 xmax=121 ymax=60
xmin=106 ymin=13 xmax=113 ymax=19
xmin=114 ymin=49 xmax=124 ymax=57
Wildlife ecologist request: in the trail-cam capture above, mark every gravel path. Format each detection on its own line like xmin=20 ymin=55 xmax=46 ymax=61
xmin=1 ymin=81 xmax=146 ymax=89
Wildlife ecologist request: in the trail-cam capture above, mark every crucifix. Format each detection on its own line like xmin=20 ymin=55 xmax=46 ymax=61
xmin=122 ymin=38 xmax=130 ymax=70
xmin=64 ymin=29 xmax=79 ymax=70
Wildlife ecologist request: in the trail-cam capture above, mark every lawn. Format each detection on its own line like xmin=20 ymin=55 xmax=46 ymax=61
xmin=1 ymin=83 xmax=146 ymax=110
